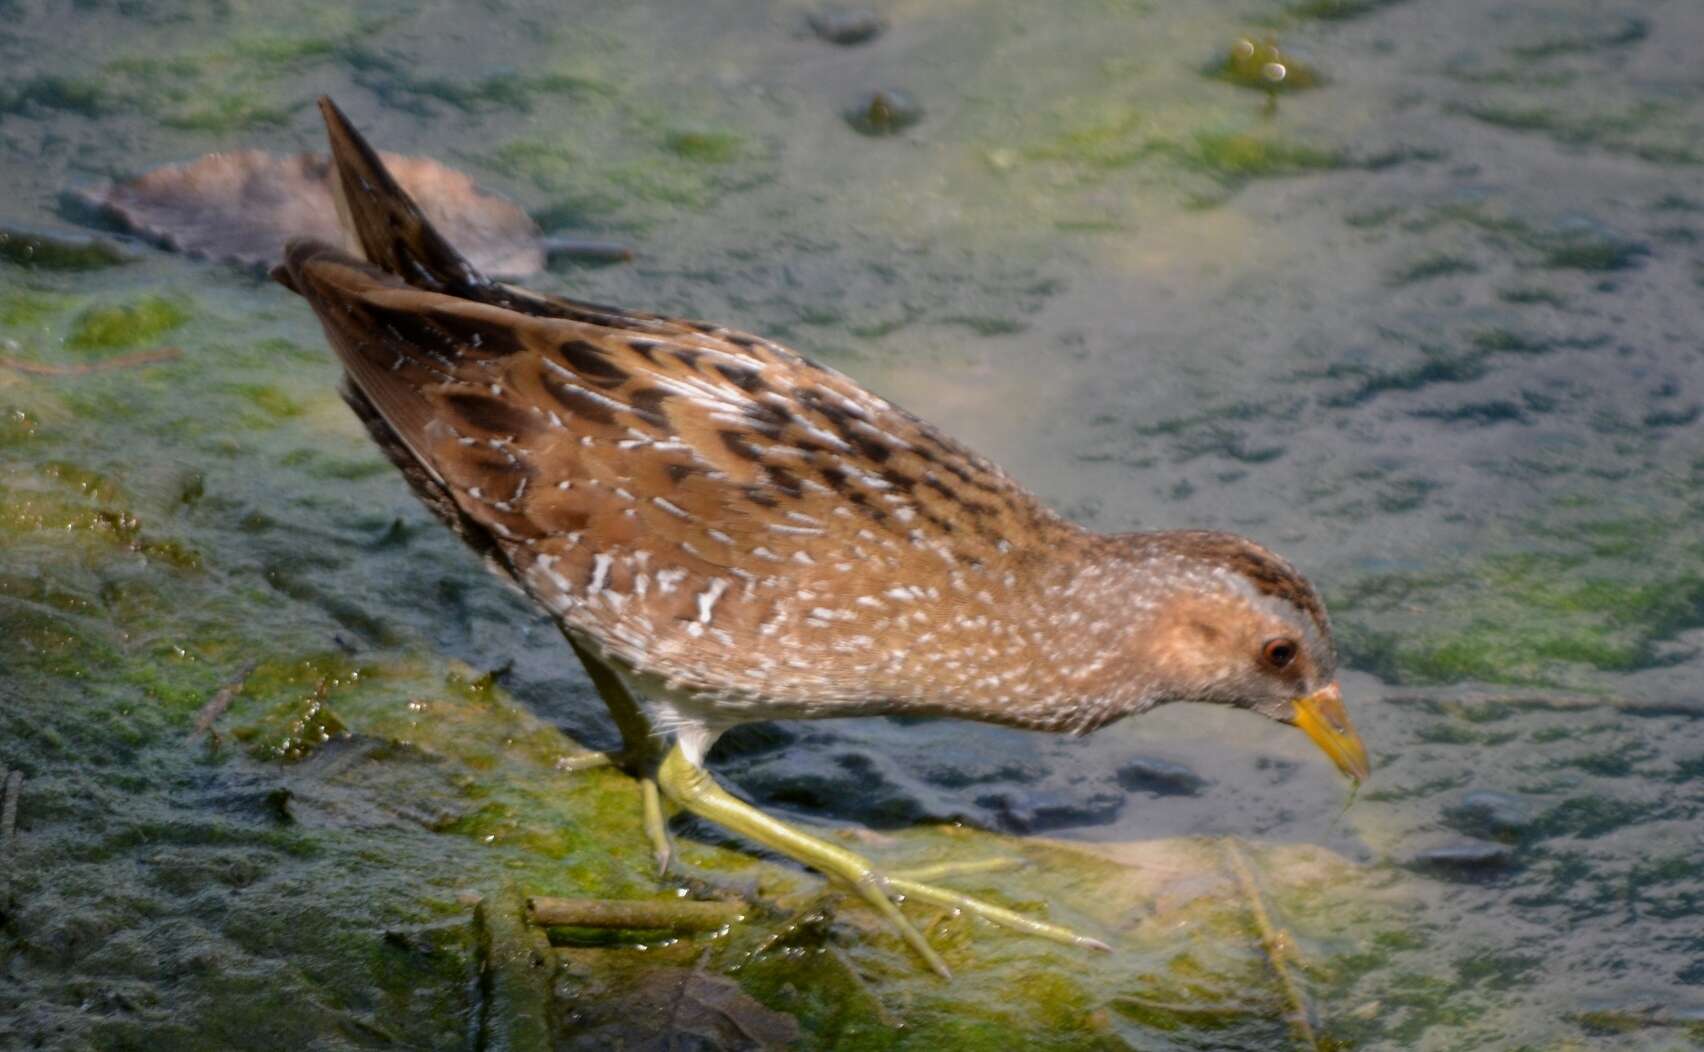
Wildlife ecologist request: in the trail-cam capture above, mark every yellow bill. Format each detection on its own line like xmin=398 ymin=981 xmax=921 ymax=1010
xmin=1289 ymin=681 xmax=1370 ymax=783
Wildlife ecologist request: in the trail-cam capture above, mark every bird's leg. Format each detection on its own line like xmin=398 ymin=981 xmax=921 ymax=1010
xmin=639 ymin=776 xmax=670 ymax=875
xmin=655 ymin=744 xmax=1113 ymax=976
xmin=565 ymin=635 xmax=674 ymax=872
xmin=656 ymin=742 xmax=952 ymax=978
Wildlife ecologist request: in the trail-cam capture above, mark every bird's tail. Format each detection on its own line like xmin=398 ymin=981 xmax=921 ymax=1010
xmin=275 ymin=96 xmax=490 ymax=297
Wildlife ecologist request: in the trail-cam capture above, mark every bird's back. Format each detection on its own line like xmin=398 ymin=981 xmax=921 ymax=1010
xmin=278 ymin=100 xmax=1087 ymax=726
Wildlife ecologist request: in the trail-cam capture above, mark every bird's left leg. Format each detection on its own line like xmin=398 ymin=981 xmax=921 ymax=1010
xmin=565 ymin=635 xmax=673 ymax=872
xmin=655 ymin=742 xmax=1108 ymax=977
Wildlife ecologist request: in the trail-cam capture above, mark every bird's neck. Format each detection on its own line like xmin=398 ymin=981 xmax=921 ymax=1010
xmin=958 ymin=526 xmax=1175 ymax=734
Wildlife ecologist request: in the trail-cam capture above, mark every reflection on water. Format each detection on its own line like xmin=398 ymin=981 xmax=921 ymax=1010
xmin=2 ymin=0 xmax=1701 ymax=1048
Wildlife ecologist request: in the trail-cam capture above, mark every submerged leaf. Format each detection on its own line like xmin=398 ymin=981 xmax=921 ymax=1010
xmin=564 ymin=965 xmax=801 ymax=1050
xmin=78 ymin=149 xmax=546 ymax=275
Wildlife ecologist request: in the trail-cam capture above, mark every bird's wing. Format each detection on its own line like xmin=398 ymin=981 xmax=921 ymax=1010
xmin=277 ymin=98 xmax=1065 ymax=714
xmin=281 ymin=240 xmax=1058 ymax=706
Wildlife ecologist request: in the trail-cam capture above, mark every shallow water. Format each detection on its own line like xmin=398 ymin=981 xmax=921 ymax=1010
xmin=3 ymin=0 xmax=1702 ymax=1048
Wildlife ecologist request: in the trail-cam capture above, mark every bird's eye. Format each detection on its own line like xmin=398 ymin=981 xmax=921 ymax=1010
xmin=1261 ymin=637 xmax=1298 ymax=670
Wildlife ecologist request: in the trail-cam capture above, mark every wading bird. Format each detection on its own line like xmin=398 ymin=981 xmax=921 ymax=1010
xmin=276 ymin=97 xmax=1370 ymax=978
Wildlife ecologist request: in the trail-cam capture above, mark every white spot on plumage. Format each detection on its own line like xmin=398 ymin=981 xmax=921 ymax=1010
xmin=589 ymin=553 xmax=613 ymax=596
xmin=696 ymin=578 xmax=729 ymax=625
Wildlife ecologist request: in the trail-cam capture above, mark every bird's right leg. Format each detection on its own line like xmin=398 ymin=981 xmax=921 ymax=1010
xmin=654 ymin=740 xmax=954 ymax=978
xmin=565 ymin=635 xmax=673 ymax=873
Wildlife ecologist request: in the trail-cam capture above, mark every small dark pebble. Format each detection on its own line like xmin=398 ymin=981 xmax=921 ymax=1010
xmin=810 ymin=8 xmax=885 ymax=46
xmin=264 ymin=787 xmax=294 ymax=824
xmin=1445 ymin=789 xmax=1533 ymax=841
xmin=1408 ymin=840 xmax=1516 ymax=875
xmin=1114 ymin=756 xmax=1209 ymax=797
xmin=540 ymin=237 xmax=635 ymax=265
xmin=0 ymin=225 xmax=132 ymax=270
xmin=844 ymin=89 xmax=922 ymax=137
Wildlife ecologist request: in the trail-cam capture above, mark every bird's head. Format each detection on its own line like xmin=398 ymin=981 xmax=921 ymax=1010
xmin=1120 ymin=530 xmax=1370 ymax=783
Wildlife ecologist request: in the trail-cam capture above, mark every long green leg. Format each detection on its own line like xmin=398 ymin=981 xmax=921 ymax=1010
xmin=565 ymin=635 xmax=674 ymax=871
xmin=657 ymin=743 xmax=954 ymax=978
xmin=640 ymin=777 xmax=671 ymax=875
xmin=564 ymin=634 xmax=657 ymax=764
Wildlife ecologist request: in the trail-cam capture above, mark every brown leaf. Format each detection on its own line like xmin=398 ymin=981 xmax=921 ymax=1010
xmin=565 ymin=965 xmax=800 ymax=1051
xmin=79 ymin=150 xmax=544 ymax=275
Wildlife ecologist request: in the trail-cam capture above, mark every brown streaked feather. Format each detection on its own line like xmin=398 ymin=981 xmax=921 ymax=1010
xmin=281 ymin=234 xmax=1079 ymax=717
xmin=317 ymin=97 xmax=488 ymax=296
xmin=317 ymin=96 xmax=705 ymax=338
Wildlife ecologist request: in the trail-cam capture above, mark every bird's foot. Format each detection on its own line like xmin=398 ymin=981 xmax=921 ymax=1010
xmin=654 ymin=743 xmax=1109 ymax=977
xmin=884 ymin=873 xmax=1110 ymax=952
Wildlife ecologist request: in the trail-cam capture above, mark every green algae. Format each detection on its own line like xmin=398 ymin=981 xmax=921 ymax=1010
xmin=1334 ymin=523 xmax=1704 ymax=687
xmin=1208 ymin=36 xmax=1324 ymax=94
xmin=486 ymin=118 xmax=769 ymax=224
xmin=227 ymin=658 xmax=355 ymax=762
xmin=1020 ymin=106 xmax=1150 ymax=170
xmin=0 ymin=288 xmax=75 ymax=328
xmin=0 ymin=228 xmax=132 ymax=271
xmin=1183 ymin=132 xmax=1344 ymax=180
xmin=663 ymin=129 xmax=744 ymax=164
xmin=1286 ymin=0 xmax=1408 ymax=20
xmin=160 ymin=89 xmax=298 ymax=132
xmin=0 ymin=73 xmax=111 ymax=116
xmin=65 ymin=295 xmax=191 ymax=353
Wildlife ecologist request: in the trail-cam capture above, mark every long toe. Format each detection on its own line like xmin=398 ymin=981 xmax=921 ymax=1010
xmin=885 ymin=876 xmax=1111 ymax=952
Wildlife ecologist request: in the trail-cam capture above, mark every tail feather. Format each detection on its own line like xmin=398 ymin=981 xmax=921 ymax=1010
xmin=314 ymin=95 xmax=490 ymax=294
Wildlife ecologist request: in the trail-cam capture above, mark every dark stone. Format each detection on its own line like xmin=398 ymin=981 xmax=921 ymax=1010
xmin=844 ymin=90 xmax=922 ymax=137
xmin=809 ymin=8 xmax=885 ymax=46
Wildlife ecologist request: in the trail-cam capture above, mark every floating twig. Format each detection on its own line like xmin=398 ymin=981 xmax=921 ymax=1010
xmin=0 ymin=347 xmax=183 ymax=376
xmin=189 ymin=660 xmax=258 ymax=742
xmin=552 ymin=750 xmax=615 ymax=773
xmin=1 ymin=767 xmax=22 ymax=846
xmin=474 ymin=888 xmax=555 ymax=1052
xmin=1223 ymin=839 xmax=1322 ymax=1052
xmin=527 ymin=895 xmax=745 ymax=932
xmin=540 ymin=238 xmax=635 ymax=265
